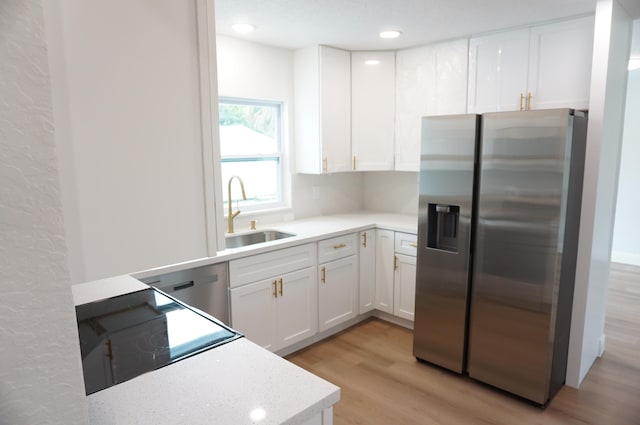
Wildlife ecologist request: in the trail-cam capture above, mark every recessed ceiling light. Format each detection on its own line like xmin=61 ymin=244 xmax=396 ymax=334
xmin=379 ymin=30 xmax=401 ymax=39
xmin=365 ymin=59 xmax=381 ymax=65
xmin=232 ymin=23 xmax=256 ymax=34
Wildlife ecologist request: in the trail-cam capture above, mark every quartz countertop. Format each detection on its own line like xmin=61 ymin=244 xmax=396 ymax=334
xmin=74 ymin=274 xmax=339 ymax=425
xmin=132 ymin=211 xmax=418 ymax=279
xmin=85 ymin=337 xmax=339 ymax=425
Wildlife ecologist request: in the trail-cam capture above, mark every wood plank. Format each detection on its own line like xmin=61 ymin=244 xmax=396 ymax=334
xmin=287 ymin=263 xmax=640 ymax=425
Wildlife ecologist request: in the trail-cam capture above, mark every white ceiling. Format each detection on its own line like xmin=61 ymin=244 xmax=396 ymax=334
xmin=214 ymin=0 xmax=599 ymax=51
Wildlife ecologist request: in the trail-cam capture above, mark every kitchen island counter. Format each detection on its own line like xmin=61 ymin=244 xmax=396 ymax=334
xmin=85 ymin=337 xmax=338 ymax=425
xmin=73 ymin=278 xmax=339 ymax=425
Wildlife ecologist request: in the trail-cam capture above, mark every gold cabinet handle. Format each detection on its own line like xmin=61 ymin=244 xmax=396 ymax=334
xmin=333 ymin=243 xmax=347 ymax=250
xmin=409 ymin=243 xmax=417 ymax=248
xmin=321 ymin=266 xmax=326 ymax=284
xmin=353 ymin=156 xmax=357 ymax=171
xmin=519 ymin=93 xmax=524 ymax=111
xmin=272 ymin=279 xmax=278 ymax=298
xmin=527 ymin=92 xmax=532 ymax=111
xmin=278 ymin=278 xmax=283 ymax=296
xmin=322 ymin=157 xmax=327 ymax=173
xmin=362 ymin=232 xmax=367 ymax=248
xmin=394 ymin=255 xmax=398 ymax=271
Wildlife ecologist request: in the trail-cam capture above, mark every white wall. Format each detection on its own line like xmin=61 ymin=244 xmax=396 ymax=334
xmin=215 ymin=35 xmax=365 ymax=230
xmin=0 ymin=2 xmax=88 ymax=423
xmin=46 ymin=0 xmax=210 ymax=282
xmin=567 ymin=0 xmax=633 ymax=387
xmin=612 ymin=19 xmax=640 ymax=265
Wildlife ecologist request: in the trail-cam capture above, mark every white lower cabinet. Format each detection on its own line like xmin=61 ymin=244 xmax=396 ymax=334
xmin=393 ymin=233 xmax=418 ymax=321
xmin=376 ymin=230 xmax=418 ymax=320
xmin=318 ymin=233 xmax=359 ymax=332
xmin=230 ymin=228 xmax=417 ymax=352
xmin=231 ymin=267 xmax=317 ymax=352
xmin=359 ymin=230 xmax=376 ymax=314
xmin=394 ymin=254 xmax=417 ymax=321
xmin=230 ymin=244 xmax=318 ymax=352
xmin=230 ymin=278 xmax=278 ymax=351
xmin=375 ymin=230 xmax=395 ymax=314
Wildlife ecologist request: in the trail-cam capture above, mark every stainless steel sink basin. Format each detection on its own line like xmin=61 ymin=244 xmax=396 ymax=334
xmin=225 ymin=230 xmax=295 ymax=249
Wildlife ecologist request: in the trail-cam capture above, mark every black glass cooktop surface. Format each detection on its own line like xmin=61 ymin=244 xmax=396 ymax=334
xmin=76 ymin=287 xmax=242 ymax=395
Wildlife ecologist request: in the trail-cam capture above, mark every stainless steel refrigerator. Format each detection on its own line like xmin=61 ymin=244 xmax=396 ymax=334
xmin=412 ymin=109 xmax=587 ymax=405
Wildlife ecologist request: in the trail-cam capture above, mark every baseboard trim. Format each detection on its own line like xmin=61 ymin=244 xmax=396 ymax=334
xmin=598 ymin=334 xmax=606 ymax=357
xmin=610 ymin=252 xmax=640 ymax=267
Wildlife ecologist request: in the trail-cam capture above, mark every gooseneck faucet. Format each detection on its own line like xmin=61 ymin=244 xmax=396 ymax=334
xmin=227 ymin=175 xmax=247 ymax=234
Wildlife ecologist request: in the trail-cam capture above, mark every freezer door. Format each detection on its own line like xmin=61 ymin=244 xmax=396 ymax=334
xmin=413 ymin=114 xmax=479 ymax=373
xmin=468 ymin=109 xmax=580 ymax=404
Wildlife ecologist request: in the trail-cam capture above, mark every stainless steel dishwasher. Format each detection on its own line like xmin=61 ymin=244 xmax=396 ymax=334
xmin=139 ymin=262 xmax=230 ymax=325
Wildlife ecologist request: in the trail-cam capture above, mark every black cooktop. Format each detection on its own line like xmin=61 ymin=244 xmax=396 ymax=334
xmin=75 ymin=287 xmax=242 ymax=395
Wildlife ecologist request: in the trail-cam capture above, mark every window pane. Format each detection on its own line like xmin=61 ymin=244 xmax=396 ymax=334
xmin=219 ymin=102 xmax=279 ymax=156
xmin=218 ymin=98 xmax=284 ymax=213
xmin=221 ymin=159 xmax=280 ymax=209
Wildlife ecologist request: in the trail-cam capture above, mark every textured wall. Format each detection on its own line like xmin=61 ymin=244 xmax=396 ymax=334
xmin=0 ymin=1 xmax=88 ymax=423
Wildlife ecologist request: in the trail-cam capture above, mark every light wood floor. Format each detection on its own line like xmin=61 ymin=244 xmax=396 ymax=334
xmin=287 ymin=263 xmax=640 ymax=425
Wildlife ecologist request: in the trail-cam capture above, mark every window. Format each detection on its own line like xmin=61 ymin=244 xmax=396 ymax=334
xmin=219 ymin=98 xmax=284 ymax=213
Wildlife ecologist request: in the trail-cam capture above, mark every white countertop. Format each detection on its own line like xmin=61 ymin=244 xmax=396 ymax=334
xmin=132 ymin=211 xmax=418 ymax=279
xmin=72 ymin=275 xmax=148 ymax=306
xmin=86 ymin=338 xmax=339 ymax=425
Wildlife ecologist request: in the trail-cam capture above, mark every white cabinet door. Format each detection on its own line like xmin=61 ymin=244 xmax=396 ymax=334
xmin=395 ymin=40 xmax=468 ymax=171
xmin=231 ymin=267 xmax=317 ymax=352
xmin=359 ymin=230 xmax=376 ymax=314
xmin=395 ymin=45 xmax=436 ymax=172
xmin=527 ymin=16 xmax=594 ymax=110
xmin=351 ymin=51 xmax=395 ymax=171
xmin=294 ymin=46 xmax=351 ymax=174
xmin=468 ymin=29 xmax=530 ymax=113
xmin=319 ymin=255 xmax=358 ymax=332
xmin=375 ymin=229 xmax=395 ymax=314
xmin=230 ymin=278 xmax=278 ymax=351
xmin=433 ymin=40 xmax=469 ymax=116
xmin=276 ymin=267 xmax=318 ymax=348
xmin=393 ymin=254 xmax=417 ymax=321
xmin=321 ymin=46 xmax=352 ymax=173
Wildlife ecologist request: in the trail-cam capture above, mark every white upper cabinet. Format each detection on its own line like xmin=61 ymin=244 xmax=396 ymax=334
xmin=468 ymin=28 xmax=531 ymax=113
xmin=527 ymin=16 xmax=594 ymax=110
xmin=468 ymin=16 xmax=594 ymax=113
xmin=351 ymin=51 xmax=396 ymax=171
xmin=395 ymin=39 xmax=468 ymax=171
xmin=295 ymin=46 xmax=351 ymax=174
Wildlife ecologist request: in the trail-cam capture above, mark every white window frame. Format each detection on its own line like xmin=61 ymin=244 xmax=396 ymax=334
xmin=219 ymin=97 xmax=286 ymax=214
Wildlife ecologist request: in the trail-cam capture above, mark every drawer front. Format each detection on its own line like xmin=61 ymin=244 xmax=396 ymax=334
xmin=394 ymin=232 xmax=418 ymax=257
xmin=317 ymin=233 xmax=359 ymax=264
xmin=230 ymin=243 xmax=316 ymax=288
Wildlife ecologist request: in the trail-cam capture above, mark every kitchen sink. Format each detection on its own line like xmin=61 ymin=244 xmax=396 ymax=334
xmin=225 ymin=230 xmax=295 ymax=249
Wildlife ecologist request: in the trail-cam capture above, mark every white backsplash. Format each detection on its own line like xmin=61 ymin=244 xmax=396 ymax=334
xmin=363 ymin=171 xmax=419 ymax=215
